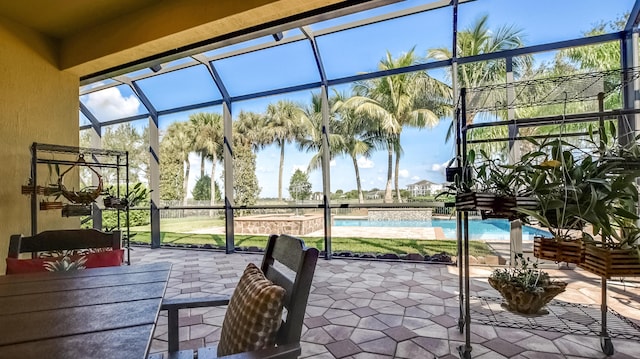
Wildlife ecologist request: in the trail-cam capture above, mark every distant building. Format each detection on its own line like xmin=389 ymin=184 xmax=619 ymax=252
xmin=365 ymin=190 xmax=384 ymax=200
xmin=406 ymin=180 xmax=443 ymax=196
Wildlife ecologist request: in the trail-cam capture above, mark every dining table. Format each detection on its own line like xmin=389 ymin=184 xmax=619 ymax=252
xmin=0 ymin=261 xmax=170 ymax=359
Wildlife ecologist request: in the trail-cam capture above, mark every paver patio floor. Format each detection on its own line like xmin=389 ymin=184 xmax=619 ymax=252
xmin=132 ymin=247 xmax=640 ymax=359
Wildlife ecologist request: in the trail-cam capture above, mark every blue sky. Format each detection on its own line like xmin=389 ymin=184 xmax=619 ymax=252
xmin=81 ymin=0 xmax=634 ymax=199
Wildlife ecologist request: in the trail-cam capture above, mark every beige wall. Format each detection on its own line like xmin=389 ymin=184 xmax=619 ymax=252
xmin=0 ymin=17 xmax=79 ymax=273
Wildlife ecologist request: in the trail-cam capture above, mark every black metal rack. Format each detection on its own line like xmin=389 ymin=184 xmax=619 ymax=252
xmin=454 ymin=68 xmax=640 ymax=358
xmin=27 ymin=142 xmax=131 ymax=264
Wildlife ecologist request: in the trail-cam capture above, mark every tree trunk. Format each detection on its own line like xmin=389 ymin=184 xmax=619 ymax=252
xmin=352 ymin=156 xmax=364 ymax=204
xmin=384 ymin=147 xmax=393 ymax=203
xmin=278 ymin=142 xmax=285 ymax=201
xmin=210 ymin=157 xmax=216 ymax=217
xmin=183 ymin=158 xmax=190 ymax=207
xmin=200 ymin=152 xmax=205 ymax=179
xmin=394 ymin=149 xmax=402 ymax=203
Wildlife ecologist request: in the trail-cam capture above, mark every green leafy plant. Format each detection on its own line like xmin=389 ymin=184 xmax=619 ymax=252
xmin=102 ymin=183 xmax=150 ymax=209
xmin=488 ymin=253 xmax=567 ymax=315
xmin=490 ymin=254 xmax=554 ymax=293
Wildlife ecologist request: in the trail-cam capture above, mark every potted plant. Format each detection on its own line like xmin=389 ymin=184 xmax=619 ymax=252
xmin=102 ymin=183 xmax=150 ymax=210
xmin=579 ymin=166 xmax=640 ymax=278
xmin=517 ymin=137 xmax=609 ymax=264
xmin=440 ymin=149 xmax=538 ymax=220
xmin=488 ymin=254 xmax=567 ymax=315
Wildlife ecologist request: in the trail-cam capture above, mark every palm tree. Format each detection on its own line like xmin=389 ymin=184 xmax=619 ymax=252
xmin=164 ymin=121 xmax=195 ymax=205
xmin=349 ymin=48 xmax=451 ymax=202
xmin=428 ymin=15 xmax=529 ymax=131
xmin=297 ymin=92 xmax=343 ymax=175
xmin=332 ymin=90 xmax=377 ymax=204
xmin=189 ymin=112 xmax=223 ymax=208
xmin=234 ymin=110 xmax=268 ymax=151
xmin=263 ymin=100 xmax=305 ymax=201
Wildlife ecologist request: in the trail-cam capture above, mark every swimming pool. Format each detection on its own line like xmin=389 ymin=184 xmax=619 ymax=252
xmin=333 ymin=218 xmax=550 ymax=241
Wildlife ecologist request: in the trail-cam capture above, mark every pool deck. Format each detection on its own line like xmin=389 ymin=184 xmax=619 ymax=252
xmin=137 ymin=247 xmax=640 ymax=359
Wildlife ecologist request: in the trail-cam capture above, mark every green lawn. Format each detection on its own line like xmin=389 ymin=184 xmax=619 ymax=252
xmin=129 ymin=231 xmax=492 ymax=257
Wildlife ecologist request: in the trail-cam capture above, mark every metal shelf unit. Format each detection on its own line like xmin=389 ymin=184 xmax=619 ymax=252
xmin=454 ymin=68 xmax=640 ymax=358
xmin=27 ymin=142 xmax=131 ymax=264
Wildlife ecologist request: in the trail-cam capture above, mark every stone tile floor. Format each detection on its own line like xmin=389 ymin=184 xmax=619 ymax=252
xmin=131 ymin=247 xmax=640 ymax=359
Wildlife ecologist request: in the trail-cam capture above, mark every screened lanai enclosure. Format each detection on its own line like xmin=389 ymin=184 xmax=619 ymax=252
xmin=77 ymin=0 xmax=640 ymax=259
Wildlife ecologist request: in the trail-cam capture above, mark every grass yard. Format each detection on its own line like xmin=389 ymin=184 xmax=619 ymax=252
xmin=129 ymin=231 xmax=493 ymax=257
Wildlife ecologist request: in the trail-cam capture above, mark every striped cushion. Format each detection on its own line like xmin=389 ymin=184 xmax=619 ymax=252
xmin=217 ymin=263 xmax=285 ymax=357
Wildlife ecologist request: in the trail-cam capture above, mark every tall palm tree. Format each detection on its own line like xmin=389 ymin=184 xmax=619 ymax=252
xmin=189 ymin=112 xmax=223 ymax=208
xmin=297 ymin=92 xmax=343 ymax=175
xmin=234 ymin=110 xmax=268 ymax=151
xmin=428 ymin=15 xmax=529 ymax=131
xmin=164 ymin=121 xmax=195 ymax=206
xmin=332 ymin=90 xmax=377 ymax=204
xmin=349 ymin=48 xmax=451 ymax=202
xmin=263 ymin=100 xmax=305 ymax=201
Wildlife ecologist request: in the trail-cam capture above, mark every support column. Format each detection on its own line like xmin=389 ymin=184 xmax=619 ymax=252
xmin=223 ymin=101 xmax=235 ymax=254
xmin=149 ymin=115 xmax=161 ymax=248
xmin=506 ymin=57 xmax=522 ymax=266
xmin=320 ymin=85 xmax=332 ymax=259
xmin=80 ymin=103 xmax=103 ymax=230
xmin=621 ymin=33 xmax=640 ymax=145
xmin=127 ymin=79 xmax=160 ymax=248
xmin=90 ymin=129 xmax=103 ymax=230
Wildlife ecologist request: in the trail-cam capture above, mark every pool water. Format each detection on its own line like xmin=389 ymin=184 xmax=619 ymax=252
xmin=333 ymin=218 xmax=550 ymax=241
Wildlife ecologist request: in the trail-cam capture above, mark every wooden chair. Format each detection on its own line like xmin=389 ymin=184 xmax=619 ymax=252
xmin=153 ymin=234 xmax=319 ymax=359
xmin=8 ymin=228 xmax=122 ymax=258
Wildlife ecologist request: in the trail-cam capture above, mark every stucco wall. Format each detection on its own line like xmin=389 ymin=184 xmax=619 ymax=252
xmin=0 ymin=18 xmax=79 ymax=273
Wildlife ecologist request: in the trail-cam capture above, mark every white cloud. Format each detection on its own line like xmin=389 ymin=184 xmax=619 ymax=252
xmin=411 ymin=175 xmax=420 ymax=181
xmin=431 ymin=161 xmax=448 ymax=174
xmin=85 ymin=87 xmax=140 ymax=119
xmin=357 ymin=156 xmax=374 ymax=169
xmin=330 ymin=160 xmax=336 ymax=167
xmin=376 ymin=176 xmax=383 ymax=182
xmin=399 ymin=169 xmax=409 ymax=178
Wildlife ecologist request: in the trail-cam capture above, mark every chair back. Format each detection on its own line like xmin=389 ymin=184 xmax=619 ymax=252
xmin=261 ymin=234 xmax=319 ymax=346
xmin=8 ymin=229 xmax=121 ymax=258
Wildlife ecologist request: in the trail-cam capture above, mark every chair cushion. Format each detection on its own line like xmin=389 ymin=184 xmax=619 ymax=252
xmin=217 ymin=262 xmax=286 ymax=357
xmin=5 ymin=249 xmax=124 ymax=274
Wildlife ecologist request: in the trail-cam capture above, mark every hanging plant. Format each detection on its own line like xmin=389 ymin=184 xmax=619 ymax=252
xmin=488 ymin=254 xmax=566 ymax=315
xmin=58 ymin=154 xmax=103 ymax=205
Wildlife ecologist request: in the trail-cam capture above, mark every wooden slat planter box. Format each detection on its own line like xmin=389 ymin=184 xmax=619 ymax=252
xmin=39 ymin=201 xmax=64 ymax=210
xmin=533 ymin=237 xmax=583 ymax=264
xmin=455 ymin=192 xmax=478 ymax=211
xmin=457 ymin=192 xmax=537 ymax=220
xmin=21 ymin=185 xmax=45 ymax=195
xmin=579 ymin=244 xmax=640 ymax=279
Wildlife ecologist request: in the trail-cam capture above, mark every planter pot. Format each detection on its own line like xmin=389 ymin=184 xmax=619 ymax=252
xmin=21 ymin=185 xmax=45 ymax=195
xmin=533 ymin=237 xmax=584 ymax=264
xmin=40 ymin=201 xmax=64 ymax=210
xmin=446 ymin=167 xmax=462 ymax=182
xmin=481 ymin=196 xmax=538 ymax=221
xmin=62 ymin=204 xmax=92 ymax=217
xmin=602 ymin=157 xmax=640 ymax=173
xmin=103 ymin=197 xmax=127 ymax=210
xmin=457 ymin=192 xmax=537 ymax=220
xmin=488 ymin=277 xmax=567 ymax=315
xmin=455 ymin=192 xmax=499 ymax=211
xmin=579 ymin=244 xmax=640 ymax=279
xmin=455 ymin=192 xmax=477 ymax=211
